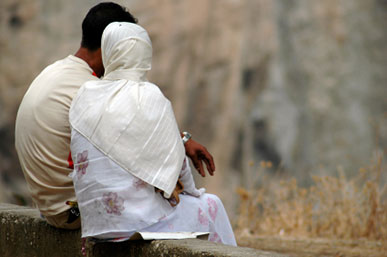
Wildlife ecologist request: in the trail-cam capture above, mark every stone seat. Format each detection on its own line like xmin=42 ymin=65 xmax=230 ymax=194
xmin=0 ymin=203 xmax=287 ymax=257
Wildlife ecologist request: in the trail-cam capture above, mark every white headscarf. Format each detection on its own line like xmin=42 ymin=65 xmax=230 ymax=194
xmin=69 ymin=22 xmax=185 ymax=197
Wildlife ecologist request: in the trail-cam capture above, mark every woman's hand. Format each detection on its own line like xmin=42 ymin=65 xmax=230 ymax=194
xmin=184 ymin=138 xmax=215 ymax=177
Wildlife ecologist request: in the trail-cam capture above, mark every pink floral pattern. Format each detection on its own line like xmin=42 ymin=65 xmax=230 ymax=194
xmin=76 ymin=150 xmax=89 ymax=177
xmin=181 ymin=158 xmax=187 ymax=170
xmin=209 ymin=232 xmax=222 ymax=243
xmin=133 ymin=179 xmax=147 ymax=190
xmin=102 ymin=192 xmax=125 ymax=215
xmin=198 ymin=207 xmax=209 ymax=226
xmin=207 ymin=197 xmax=218 ymax=222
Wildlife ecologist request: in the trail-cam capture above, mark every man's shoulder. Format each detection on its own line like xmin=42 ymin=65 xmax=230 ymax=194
xmin=19 ymin=55 xmax=98 ymax=113
xmin=32 ymin=55 xmax=97 ymax=89
xmin=42 ymin=55 xmax=94 ymax=78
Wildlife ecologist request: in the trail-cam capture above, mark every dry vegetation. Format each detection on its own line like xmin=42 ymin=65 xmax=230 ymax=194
xmin=234 ymin=153 xmax=386 ymax=256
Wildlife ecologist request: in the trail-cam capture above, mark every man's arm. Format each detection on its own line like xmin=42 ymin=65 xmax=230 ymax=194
xmin=182 ymin=133 xmax=215 ymax=177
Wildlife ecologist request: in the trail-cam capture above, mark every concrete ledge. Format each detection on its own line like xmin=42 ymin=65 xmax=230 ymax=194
xmin=0 ymin=203 xmax=287 ymax=257
xmin=0 ymin=203 xmax=82 ymax=257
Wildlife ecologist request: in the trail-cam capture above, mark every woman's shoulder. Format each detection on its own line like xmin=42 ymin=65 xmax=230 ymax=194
xmin=141 ymin=82 xmax=167 ymax=98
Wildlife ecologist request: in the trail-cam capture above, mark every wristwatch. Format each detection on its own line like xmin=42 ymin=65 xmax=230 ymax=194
xmin=182 ymin=131 xmax=192 ymax=144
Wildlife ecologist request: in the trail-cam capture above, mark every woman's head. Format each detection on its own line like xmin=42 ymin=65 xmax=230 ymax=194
xmin=101 ymin=22 xmax=152 ymax=79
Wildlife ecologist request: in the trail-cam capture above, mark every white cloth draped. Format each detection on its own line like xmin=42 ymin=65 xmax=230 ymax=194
xmin=69 ymin=22 xmax=184 ymax=197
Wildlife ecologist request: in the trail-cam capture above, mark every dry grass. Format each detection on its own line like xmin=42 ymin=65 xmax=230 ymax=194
xmin=235 ymin=153 xmax=387 ymax=241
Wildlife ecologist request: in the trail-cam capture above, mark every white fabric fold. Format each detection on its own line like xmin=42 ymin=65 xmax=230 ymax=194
xmin=69 ymin=22 xmax=185 ymax=197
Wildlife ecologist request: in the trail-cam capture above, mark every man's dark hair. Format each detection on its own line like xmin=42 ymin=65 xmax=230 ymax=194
xmin=81 ymin=2 xmax=137 ymax=50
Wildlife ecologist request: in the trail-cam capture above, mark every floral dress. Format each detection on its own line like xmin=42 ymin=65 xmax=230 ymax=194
xmin=70 ymin=130 xmax=236 ymax=246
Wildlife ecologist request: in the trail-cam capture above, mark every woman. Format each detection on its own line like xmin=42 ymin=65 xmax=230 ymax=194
xmin=69 ymin=22 xmax=236 ymax=246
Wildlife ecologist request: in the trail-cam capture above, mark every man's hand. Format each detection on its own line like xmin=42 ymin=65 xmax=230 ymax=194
xmin=184 ymin=138 xmax=215 ymax=177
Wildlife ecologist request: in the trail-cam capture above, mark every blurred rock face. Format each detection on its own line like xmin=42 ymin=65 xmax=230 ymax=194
xmin=259 ymin=0 xmax=387 ymax=180
xmin=0 ymin=0 xmax=386 ymax=206
xmin=134 ymin=0 xmax=387 ymax=189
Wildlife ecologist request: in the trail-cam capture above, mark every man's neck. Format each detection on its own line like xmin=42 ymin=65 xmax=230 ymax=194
xmin=74 ymin=47 xmax=103 ymax=77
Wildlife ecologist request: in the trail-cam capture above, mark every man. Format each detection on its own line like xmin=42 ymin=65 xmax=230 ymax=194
xmin=15 ymin=2 xmax=215 ymax=230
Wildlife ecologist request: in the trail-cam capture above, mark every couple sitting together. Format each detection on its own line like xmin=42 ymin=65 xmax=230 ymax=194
xmin=15 ymin=2 xmax=236 ymax=246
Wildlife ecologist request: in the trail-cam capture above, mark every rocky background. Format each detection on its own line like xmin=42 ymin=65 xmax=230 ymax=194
xmin=0 ymin=0 xmax=386 ymax=215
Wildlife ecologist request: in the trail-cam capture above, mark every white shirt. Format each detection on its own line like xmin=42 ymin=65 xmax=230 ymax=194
xmin=15 ymin=55 xmax=98 ymax=216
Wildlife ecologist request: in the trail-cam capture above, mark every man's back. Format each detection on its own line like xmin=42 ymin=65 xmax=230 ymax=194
xmin=15 ymin=55 xmax=98 ymax=216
